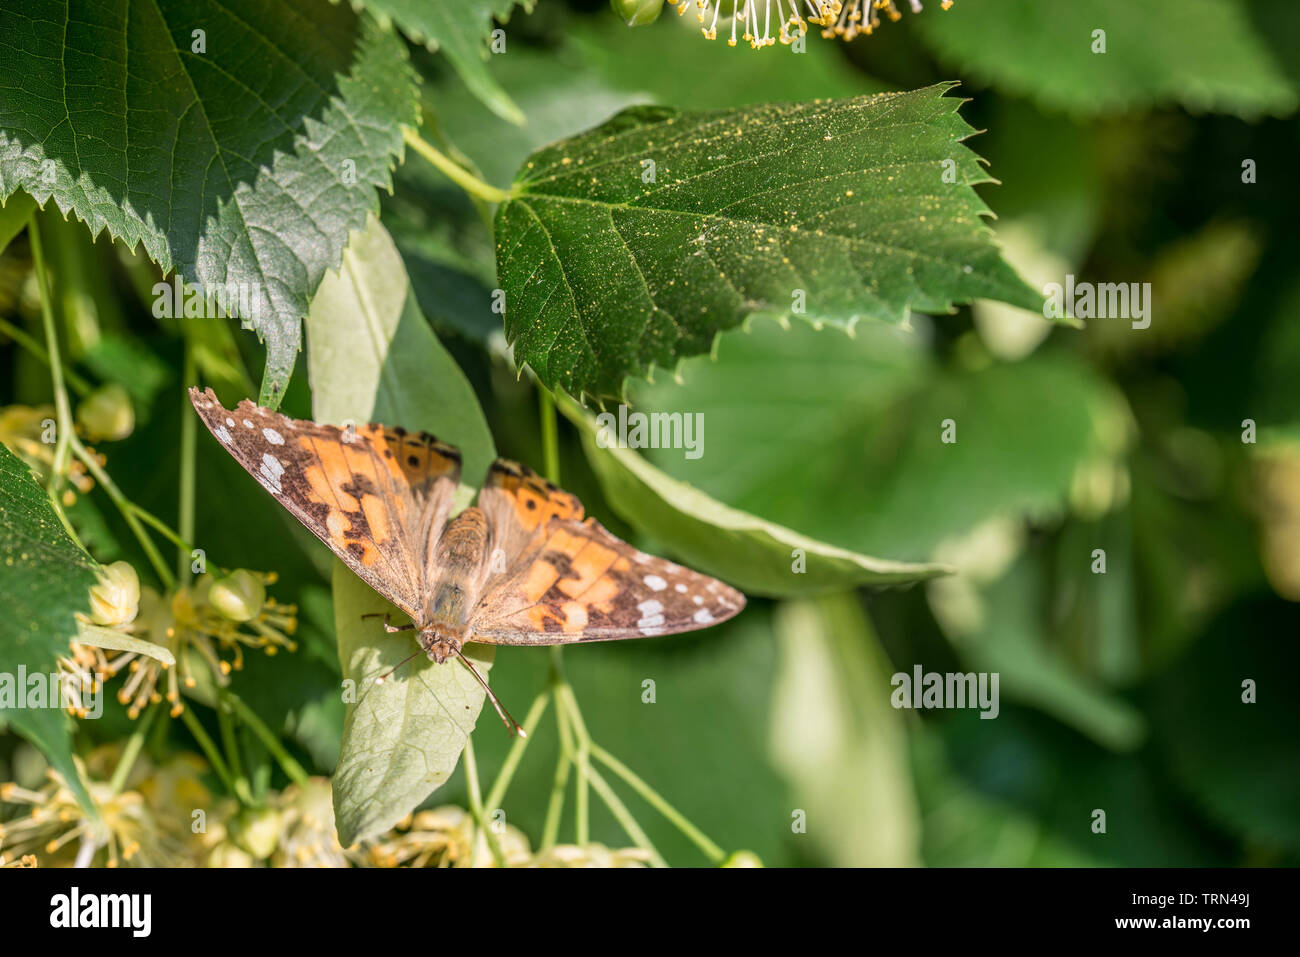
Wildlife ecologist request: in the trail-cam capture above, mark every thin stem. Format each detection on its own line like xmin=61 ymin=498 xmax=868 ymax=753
xmin=179 ymin=705 xmax=241 ymax=801
xmin=591 ymin=743 xmax=726 ymax=863
xmin=29 ymin=216 xmax=75 ymax=504
xmin=216 ymin=688 xmax=255 ymax=806
xmin=109 ymin=703 xmax=161 ymax=795
xmin=540 ymin=686 xmax=573 ymax=851
xmin=558 ymin=683 xmax=591 ymax=846
xmin=223 ymin=691 xmax=310 ymax=787
xmin=131 ymin=504 xmax=193 ymax=553
xmin=586 ymin=764 xmax=667 ymax=868
xmin=402 ymin=127 xmax=512 ymax=205
xmin=484 ymin=690 xmax=549 ymax=814
xmin=463 ymin=737 xmax=505 ymax=867
xmin=538 ymin=386 xmax=561 ymax=486
xmin=0 ymin=315 xmax=92 ymax=396
xmin=177 ymin=340 xmax=196 ymax=582
xmin=70 ymin=435 xmax=173 ymax=589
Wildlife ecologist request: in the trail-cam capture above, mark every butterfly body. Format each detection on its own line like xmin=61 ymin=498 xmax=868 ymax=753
xmin=188 ymin=389 xmax=745 ymax=666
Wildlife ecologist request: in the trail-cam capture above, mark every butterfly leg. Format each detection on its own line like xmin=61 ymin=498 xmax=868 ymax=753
xmin=361 ymin=612 xmax=416 ymax=634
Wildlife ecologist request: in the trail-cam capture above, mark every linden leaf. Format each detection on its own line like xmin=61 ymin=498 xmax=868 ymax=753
xmin=0 ymin=442 xmax=97 ymax=814
xmin=496 ymin=83 xmax=1043 ymax=400
xmin=306 ymin=214 xmax=498 ymax=845
xmin=0 ymin=1 xmax=419 ymax=407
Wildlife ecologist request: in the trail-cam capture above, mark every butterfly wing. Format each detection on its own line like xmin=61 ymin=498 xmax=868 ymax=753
xmin=470 ymin=459 xmax=744 ymax=645
xmin=188 ymin=388 xmax=458 ymax=619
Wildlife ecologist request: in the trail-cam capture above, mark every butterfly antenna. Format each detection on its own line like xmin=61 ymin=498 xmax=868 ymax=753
xmin=375 ymin=649 xmax=422 ymax=685
xmin=454 ymin=647 xmax=526 ymax=738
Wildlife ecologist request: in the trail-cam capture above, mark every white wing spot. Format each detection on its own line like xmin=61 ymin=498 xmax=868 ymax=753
xmin=242 ymin=419 xmax=255 ymax=429
xmin=214 ymin=426 xmax=233 ymax=444
xmin=224 ymin=417 xmax=235 ymax=427
xmin=644 ymin=574 xmax=667 ymax=591
xmin=638 ymin=613 xmax=666 ymax=632
xmin=260 ymin=453 xmax=285 ymax=493
xmin=693 ymin=609 xmax=715 ymax=625
xmin=674 ymin=583 xmax=688 ymax=593
xmin=637 ymin=599 xmax=663 ymax=616
xmin=692 ymin=595 xmax=704 ymax=605
xmin=262 ymin=427 xmax=285 ymax=445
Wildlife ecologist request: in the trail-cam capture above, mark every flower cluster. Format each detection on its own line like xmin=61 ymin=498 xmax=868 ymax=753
xmin=677 ymin=0 xmax=953 ymax=48
xmin=64 ymin=562 xmax=298 ymax=718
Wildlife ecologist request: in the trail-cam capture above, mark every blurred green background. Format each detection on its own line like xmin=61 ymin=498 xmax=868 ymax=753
xmin=3 ymin=0 xmax=1299 ymax=866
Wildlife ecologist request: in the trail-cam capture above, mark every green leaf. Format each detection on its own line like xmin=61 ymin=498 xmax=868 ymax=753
xmin=770 ymin=593 xmax=920 ymax=866
xmin=305 ymin=213 xmax=498 ymax=844
xmin=0 ymin=442 xmax=97 ymax=813
xmin=561 ymin=398 xmax=949 ymax=596
xmin=632 ymin=319 xmax=1131 ymax=562
xmin=913 ymin=0 xmax=1297 ymax=118
xmin=496 ymin=83 xmax=1043 ymax=399
xmin=0 ymin=190 xmax=33 ymax=253
xmin=358 ymin=0 xmax=531 ymax=124
xmin=306 ymin=214 xmax=496 ymax=485
xmin=331 ymin=564 xmax=494 ymax=845
xmin=0 ymin=2 xmax=420 ymax=407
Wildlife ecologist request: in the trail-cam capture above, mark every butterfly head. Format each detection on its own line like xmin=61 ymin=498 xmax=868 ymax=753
xmin=417 ymin=623 xmax=466 ymax=664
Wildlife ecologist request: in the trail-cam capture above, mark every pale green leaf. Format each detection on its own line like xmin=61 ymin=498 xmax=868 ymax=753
xmin=331 ymin=564 xmax=494 ymax=845
xmin=496 ymin=83 xmax=1043 ymax=399
xmin=0 ymin=2 xmax=420 ymax=407
xmin=75 ymin=622 xmax=176 ymax=667
xmin=770 ymin=593 xmax=919 ymax=866
xmin=306 ymin=213 xmax=496 ymax=485
xmin=305 ymin=213 xmax=498 ymax=844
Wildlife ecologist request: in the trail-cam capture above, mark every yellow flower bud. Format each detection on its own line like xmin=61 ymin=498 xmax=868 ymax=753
xmin=76 ymin=384 xmax=135 ymax=442
xmin=227 ymin=806 xmax=282 ymax=860
xmin=611 ymin=0 xmax=664 ymax=26
xmin=720 ymin=849 xmax=764 ymax=867
xmin=208 ymin=570 xmax=266 ymax=623
xmin=88 ymin=561 xmax=140 ymax=627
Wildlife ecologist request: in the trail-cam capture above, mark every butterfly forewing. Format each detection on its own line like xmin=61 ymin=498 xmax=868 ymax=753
xmin=187 ymin=388 xmax=455 ymax=619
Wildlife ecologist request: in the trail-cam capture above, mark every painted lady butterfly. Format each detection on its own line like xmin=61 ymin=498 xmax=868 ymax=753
xmin=188 ymin=389 xmax=745 ymax=732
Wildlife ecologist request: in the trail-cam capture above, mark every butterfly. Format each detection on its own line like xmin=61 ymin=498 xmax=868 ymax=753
xmin=188 ymin=388 xmax=745 ymax=734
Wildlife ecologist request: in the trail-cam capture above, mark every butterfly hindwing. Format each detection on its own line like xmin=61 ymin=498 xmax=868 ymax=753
xmin=188 ymin=388 xmax=456 ymax=618
xmin=470 ymin=471 xmax=745 ymax=644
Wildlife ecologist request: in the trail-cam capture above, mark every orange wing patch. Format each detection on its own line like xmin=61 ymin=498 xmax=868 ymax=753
xmin=187 ymin=388 xmax=438 ymax=618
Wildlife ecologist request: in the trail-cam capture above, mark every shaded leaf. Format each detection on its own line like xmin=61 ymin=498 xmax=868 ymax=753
xmin=359 ymin=0 xmax=532 ymax=124
xmin=0 ymin=2 xmax=419 ymax=406
xmin=914 ymin=0 xmax=1297 ymax=118
xmin=0 ymin=190 xmax=33 ymax=253
xmin=496 ymin=84 xmax=1043 ymax=399
xmin=634 ymin=320 xmax=1131 ymax=562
